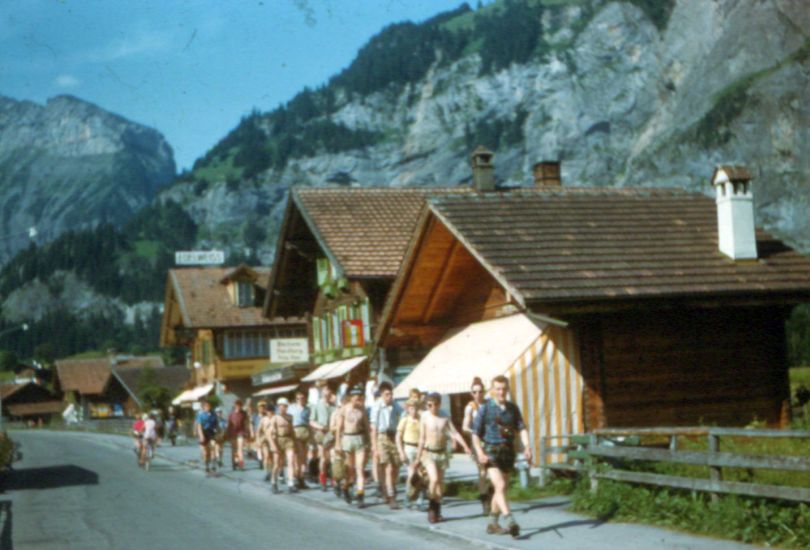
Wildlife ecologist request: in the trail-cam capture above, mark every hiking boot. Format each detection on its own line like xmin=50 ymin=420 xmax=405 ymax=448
xmin=356 ymin=493 xmax=366 ymax=509
xmin=387 ymin=497 xmax=401 ymax=510
xmin=509 ymin=522 xmax=520 ymax=538
xmin=480 ymin=492 xmax=491 ymax=515
xmin=436 ymin=501 xmax=443 ymax=522
xmin=334 ymin=485 xmax=342 ymax=498
xmin=272 ymin=483 xmax=280 ymax=494
xmin=287 ymin=486 xmax=295 ymax=495
xmin=264 ymin=472 xmax=271 ymax=482
xmin=427 ymin=501 xmax=438 ymax=524
xmin=343 ymin=488 xmax=352 ymax=504
xmin=487 ymin=523 xmax=507 ymax=535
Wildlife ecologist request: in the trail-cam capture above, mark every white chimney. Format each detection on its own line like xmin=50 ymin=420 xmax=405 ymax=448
xmin=711 ymin=165 xmax=757 ymax=261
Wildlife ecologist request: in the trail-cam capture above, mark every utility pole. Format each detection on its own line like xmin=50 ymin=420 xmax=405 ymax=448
xmin=0 ymin=323 xmax=30 ymax=431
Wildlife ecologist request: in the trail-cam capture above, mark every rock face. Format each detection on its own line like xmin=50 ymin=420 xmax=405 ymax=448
xmin=0 ymin=95 xmax=175 ymax=262
xmin=165 ymin=0 xmax=810 ymax=262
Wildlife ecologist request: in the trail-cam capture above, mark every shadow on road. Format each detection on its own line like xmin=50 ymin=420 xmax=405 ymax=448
xmin=2 ymin=465 xmax=99 ymax=491
xmin=0 ymin=500 xmax=12 ymax=549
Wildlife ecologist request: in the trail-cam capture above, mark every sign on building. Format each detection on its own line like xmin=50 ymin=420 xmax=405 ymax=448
xmin=175 ymin=250 xmax=226 ymax=266
xmin=270 ymin=338 xmax=309 ymax=363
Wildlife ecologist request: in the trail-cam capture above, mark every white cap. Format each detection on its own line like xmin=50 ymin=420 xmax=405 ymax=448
xmin=277 ymin=397 xmax=289 ymax=406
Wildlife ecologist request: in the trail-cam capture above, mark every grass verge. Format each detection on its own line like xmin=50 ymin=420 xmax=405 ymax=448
xmin=444 ymin=475 xmax=575 ymax=502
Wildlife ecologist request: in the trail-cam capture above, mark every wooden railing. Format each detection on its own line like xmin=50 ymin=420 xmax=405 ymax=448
xmin=539 ymin=427 xmax=810 ymax=503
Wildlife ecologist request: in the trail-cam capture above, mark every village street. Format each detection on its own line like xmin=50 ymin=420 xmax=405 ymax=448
xmin=3 ymin=431 xmax=753 ymax=550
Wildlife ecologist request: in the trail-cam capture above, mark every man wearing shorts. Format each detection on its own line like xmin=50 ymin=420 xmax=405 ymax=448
xmin=227 ymin=399 xmax=251 ymax=470
xmin=329 ymin=394 xmax=350 ymax=500
xmin=396 ymin=398 xmax=423 ymax=507
xmin=416 ymin=392 xmax=471 ymax=523
xmin=472 ymin=375 xmax=531 ymax=538
xmin=370 ymin=382 xmax=403 ymax=509
xmin=255 ymin=401 xmax=274 ymax=481
xmin=335 ymin=386 xmax=369 ymax=508
xmin=288 ymin=389 xmax=311 ymax=489
xmin=196 ymin=400 xmax=219 ymax=474
xmin=309 ymin=383 xmax=335 ymax=491
xmin=463 ymin=376 xmax=491 ymax=513
xmin=268 ymin=397 xmax=297 ymax=494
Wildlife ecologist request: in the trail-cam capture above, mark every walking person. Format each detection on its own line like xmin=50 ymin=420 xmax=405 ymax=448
xmin=471 ymin=375 xmax=532 ymax=538
xmin=415 ymin=392 xmax=472 ymax=524
xmin=370 ymin=382 xmax=403 ymax=509
xmin=195 ymin=399 xmax=219 ymax=474
xmin=288 ymin=389 xmax=311 ymax=489
xmin=268 ymin=397 xmax=297 ymax=494
xmin=463 ymin=376 xmax=491 ymax=513
xmin=214 ymin=407 xmax=227 ymax=468
xmin=255 ymin=401 xmax=274 ymax=481
xmin=309 ymin=382 xmax=335 ymax=491
xmin=335 ymin=386 xmax=370 ymax=508
xmin=329 ymin=394 xmax=350 ymax=501
xmin=227 ymin=399 xmax=251 ymax=470
xmin=396 ymin=398 xmax=423 ymax=508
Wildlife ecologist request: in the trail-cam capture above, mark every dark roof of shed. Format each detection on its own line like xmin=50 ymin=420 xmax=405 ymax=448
xmin=293 ymin=187 xmax=470 ymax=278
xmin=112 ymin=365 xmax=190 ymax=400
xmin=428 ymin=188 xmax=810 ymax=304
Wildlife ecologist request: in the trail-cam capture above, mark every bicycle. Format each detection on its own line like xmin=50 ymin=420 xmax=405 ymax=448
xmin=141 ymin=438 xmax=156 ymax=471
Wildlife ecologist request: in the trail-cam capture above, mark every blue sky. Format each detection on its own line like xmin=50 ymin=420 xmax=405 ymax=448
xmin=1 ymin=0 xmax=470 ymax=170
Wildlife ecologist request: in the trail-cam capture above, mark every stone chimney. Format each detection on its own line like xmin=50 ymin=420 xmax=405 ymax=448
xmin=533 ymin=161 xmax=561 ymax=187
xmin=470 ymin=146 xmax=495 ymax=192
xmin=711 ymin=165 xmax=757 ymax=260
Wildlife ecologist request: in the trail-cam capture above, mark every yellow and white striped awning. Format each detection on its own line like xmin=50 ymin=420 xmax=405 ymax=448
xmin=392 ymin=313 xmax=584 ymax=462
xmin=172 ymin=383 xmax=214 ymax=405
xmin=302 ymin=356 xmax=367 ymax=383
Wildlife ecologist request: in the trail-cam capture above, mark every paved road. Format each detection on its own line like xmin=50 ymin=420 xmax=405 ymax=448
xmin=3 ymin=431 xmax=465 ymax=550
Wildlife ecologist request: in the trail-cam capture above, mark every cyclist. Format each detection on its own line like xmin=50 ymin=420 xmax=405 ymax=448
xmin=132 ymin=414 xmax=146 ymax=461
xmin=141 ymin=412 xmax=158 ymax=468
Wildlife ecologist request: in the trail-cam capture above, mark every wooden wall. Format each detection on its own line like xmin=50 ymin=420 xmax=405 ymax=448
xmin=577 ymin=306 xmax=791 ymax=429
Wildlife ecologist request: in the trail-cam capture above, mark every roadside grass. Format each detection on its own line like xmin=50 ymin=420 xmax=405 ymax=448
xmin=444 ymin=475 xmax=574 ymax=502
xmin=791 ymin=366 xmax=810 ymax=394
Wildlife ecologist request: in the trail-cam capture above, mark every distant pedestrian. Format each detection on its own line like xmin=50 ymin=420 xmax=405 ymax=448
xmin=396 ymin=398 xmax=423 ymax=508
xmin=268 ymin=397 xmax=297 ymax=494
xmin=471 ymin=375 xmax=532 ymax=538
xmin=329 ymin=394 xmax=350 ymax=500
xmin=288 ymin=389 xmax=311 ymax=488
xmin=255 ymin=401 xmax=274 ymax=481
xmin=335 ymin=386 xmax=369 ymax=508
xmin=416 ymin=392 xmax=472 ymax=524
xmin=214 ymin=407 xmax=227 ymax=468
xmin=370 ymin=381 xmax=403 ymax=509
xmin=227 ymin=399 xmax=250 ymax=470
xmin=462 ymin=376 xmax=491 ymax=513
xmin=195 ymin=400 xmax=219 ymax=474
xmin=309 ymin=382 xmax=336 ymax=491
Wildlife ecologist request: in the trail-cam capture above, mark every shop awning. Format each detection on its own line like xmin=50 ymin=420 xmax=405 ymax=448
xmin=172 ymin=383 xmax=214 ymax=405
xmin=393 ymin=314 xmax=542 ymax=398
xmin=302 ymin=356 xmax=367 ymax=383
xmin=253 ymin=384 xmax=298 ymax=397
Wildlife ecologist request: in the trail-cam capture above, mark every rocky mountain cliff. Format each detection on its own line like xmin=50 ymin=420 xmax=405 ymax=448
xmin=0 ymin=95 xmax=176 ymax=262
xmin=164 ymin=0 xmax=810 ymax=262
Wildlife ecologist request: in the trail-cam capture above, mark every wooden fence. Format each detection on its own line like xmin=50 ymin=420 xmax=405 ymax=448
xmin=539 ymin=427 xmax=810 ymax=503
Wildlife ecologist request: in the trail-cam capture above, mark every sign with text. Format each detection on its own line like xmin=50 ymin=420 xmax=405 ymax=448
xmin=270 ymin=338 xmax=309 ymax=363
xmin=175 ymin=250 xmax=225 ymax=266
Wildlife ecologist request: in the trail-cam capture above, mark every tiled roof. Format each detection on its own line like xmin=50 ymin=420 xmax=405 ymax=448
xmin=0 ymin=383 xmax=25 ymax=400
xmin=429 ymin=188 xmax=810 ymax=304
xmin=170 ymin=266 xmax=275 ymax=328
xmin=294 ymin=187 xmax=470 ymax=278
xmin=8 ymin=400 xmax=65 ymax=416
xmin=112 ymin=365 xmax=190 ymax=400
xmin=55 ymin=358 xmax=111 ymax=395
xmin=111 ymin=356 xmax=165 ymax=369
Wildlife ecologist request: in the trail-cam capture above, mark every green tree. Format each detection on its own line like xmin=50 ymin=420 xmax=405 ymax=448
xmin=0 ymin=350 xmax=18 ymax=372
xmin=138 ymin=368 xmax=172 ymax=411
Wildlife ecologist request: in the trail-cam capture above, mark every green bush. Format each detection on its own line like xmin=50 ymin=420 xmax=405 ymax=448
xmin=0 ymin=433 xmax=15 ymax=469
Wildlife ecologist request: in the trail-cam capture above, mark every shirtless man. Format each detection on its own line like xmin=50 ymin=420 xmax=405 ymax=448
xmin=255 ymin=401 xmax=274 ymax=481
xmin=335 ymin=386 xmax=369 ymax=508
xmin=328 ymin=394 xmax=348 ymax=500
xmin=416 ymin=392 xmax=472 ymax=524
xmin=309 ymin=383 xmax=335 ymax=491
xmin=463 ymin=376 xmax=491 ymax=513
xmin=370 ymin=381 xmax=403 ymax=509
xmin=472 ymin=375 xmax=532 ymax=538
xmin=268 ymin=397 xmax=297 ymax=494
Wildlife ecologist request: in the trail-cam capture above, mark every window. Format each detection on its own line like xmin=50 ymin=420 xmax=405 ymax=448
xmin=202 ymin=340 xmax=212 ymax=365
xmin=236 ymin=281 xmax=254 ymax=307
xmin=222 ymin=330 xmax=271 ymax=359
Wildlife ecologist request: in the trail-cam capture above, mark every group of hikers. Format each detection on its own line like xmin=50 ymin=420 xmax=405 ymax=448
xmin=192 ymin=375 xmax=531 ymax=539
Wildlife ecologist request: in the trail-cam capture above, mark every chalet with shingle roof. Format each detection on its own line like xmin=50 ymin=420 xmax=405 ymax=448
xmin=264 ymin=186 xmax=469 ymax=386
xmin=0 ymin=382 xmax=61 ymax=422
xmin=377 ymin=166 xmax=810 ymax=455
xmin=160 ymin=265 xmax=306 ymax=398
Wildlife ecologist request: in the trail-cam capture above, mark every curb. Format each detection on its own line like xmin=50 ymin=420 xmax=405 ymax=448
xmin=144 ymin=443 xmax=520 ymax=550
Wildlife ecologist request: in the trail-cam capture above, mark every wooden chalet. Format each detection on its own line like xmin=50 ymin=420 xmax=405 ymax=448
xmin=376 ymin=165 xmax=810 ymax=459
xmin=0 ymin=382 xmax=62 ymax=422
xmin=54 ymin=358 xmax=130 ymax=419
xmin=160 ymin=265 xmax=306 ymax=399
xmin=264 ymin=186 xmax=468 ymax=387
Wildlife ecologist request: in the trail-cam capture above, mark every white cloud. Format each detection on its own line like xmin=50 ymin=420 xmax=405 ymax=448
xmin=77 ymin=29 xmax=173 ymax=64
xmin=54 ymin=74 xmax=80 ymax=88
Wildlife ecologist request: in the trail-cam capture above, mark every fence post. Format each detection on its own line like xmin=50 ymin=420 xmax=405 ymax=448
xmin=588 ymin=433 xmax=599 ymax=493
xmin=708 ymin=432 xmax=722 ymax=502
xmin=539 ymin=436 xmax=548 ymax=487
xmin=669 ymin=433 xmax=677 ymax=452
